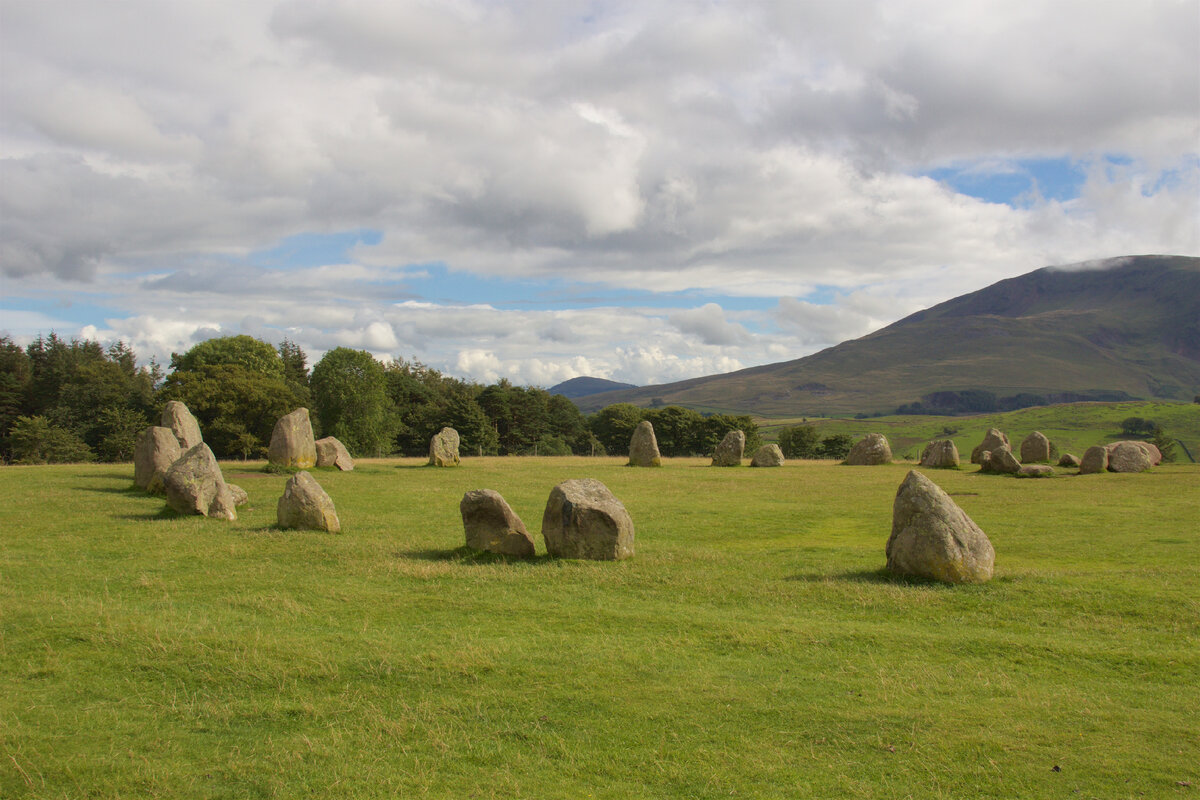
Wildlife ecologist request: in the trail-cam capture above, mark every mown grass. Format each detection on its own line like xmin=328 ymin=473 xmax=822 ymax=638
xmin=2 ymin=457 xmax=1198 ymax=798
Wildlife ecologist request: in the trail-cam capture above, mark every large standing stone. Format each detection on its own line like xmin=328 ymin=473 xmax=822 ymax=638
xmin=163 ymin=443 xmax=236 ymax=521
xmin=1106 ymin=441 xmax=1156 ymax=473
xmin=1019 ymin=431 xmax=1052 ymax=463
xmin=919 ymin=440 xmax=960 ymax=469
xmin=711 ymin=430 xmax=745 ymax=466
xmin=315 ymin=436 xmax=355 ymax=471
xmin=1079 ymin=445 xmax=1109 ymax=474
xmin=1108 ymin=440 xmax=1161 ymax=467
xmin=268 ymin=408 xmax=317 ymax=468
xmin=979 ymin=446 xmax=1021 ymax=475
xmin=428 ymin=427 xmax=461 ymax=467
xmin=750 ymin=443 xmax=785 ymax=467
xmin=844 ymin=433 xmax=892 ymax=465
xmin=277 ymin=471 xmax=340 ymax=533
xmin=460 ymin=489 xmax=536 ymax=557
xmin=161 ymin=400 xmax=203 ymax=450
xmin=541 ymin=478 xmax=634 ymax=560
xmin=971 ymin=428 xmax=1010 ymax=464
xmin=886 ymin=470 xmax=994 ymax=584
xmin=627 ymin=420 xmax=662 ymax=467
xmin=134 ymin=426 xmax=181 ymax=493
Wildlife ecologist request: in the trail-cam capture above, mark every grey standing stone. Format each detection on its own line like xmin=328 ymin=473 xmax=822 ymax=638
xmin=886 ymin=470 xmax=994 ymax=584
xmin=460 ymin=489 xmax=536 ymax=557
xmin=428 ymin=427 xmax=461 ymax=467
xmin=1106 ymin=441 xmax=1155 ymax=473
xmin=161 ymin=400 xmax=203 ymax=450
xmin=919 ymin=439 xmax=960 ymax=469
xmin=268 ymin=408 xmax=317 ymax=468
xmin=1019 ymin=431 xmax=1052 ymax=463
xmin=845 ymin=433 xmax=892 ymax=465
xmin=979 ymin=446 xmax=1021 ymax=475
xmin=134 ymin=425 xmax=181 ymax=493
xmin=971 ymin=428 xmax=1010 ymax=464
xmin=711 ymin=430 xmax=745 ymax=466
xmin=541 ymin=478 xmax=634 ymax=560
xmin=1079 ymin=445 xmax=1108 ymax=474
xmin=627 ymin=420 xmax=662 ymax=467
xmin=163 ymin=443 xmax=236 ymax=521
xmin=277 ymin=471 xmax=340 ymax=533
xmin=750 ymin=443 xmax=785 ymax=467
xmin=316 ymin=436 xmax=355 ymax=471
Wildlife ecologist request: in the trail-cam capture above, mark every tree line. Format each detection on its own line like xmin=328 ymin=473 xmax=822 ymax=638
xmin=0 ymin=333 xmax=760 ymax=463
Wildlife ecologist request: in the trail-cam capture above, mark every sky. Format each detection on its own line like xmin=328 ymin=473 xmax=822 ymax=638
xmin=2 ymin=0 xmax=1198 ymax=387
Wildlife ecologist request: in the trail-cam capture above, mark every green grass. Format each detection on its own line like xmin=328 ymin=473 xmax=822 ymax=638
xmin=2 ymin=457 xmax=1198 ymax=798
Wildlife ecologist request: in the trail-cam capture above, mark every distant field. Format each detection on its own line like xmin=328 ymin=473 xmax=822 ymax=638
xmin=2 ymin=457 xmax=1198 ymax=798
xmin=759 ymin=401 xmax=1200 ymax=462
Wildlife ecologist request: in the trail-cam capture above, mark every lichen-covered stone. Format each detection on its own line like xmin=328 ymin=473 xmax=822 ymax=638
xmin=268 ymin=408 xmax=317 ymax=468
xmin=134 ymin=426 xmax=181 ymax=493
xmin=627 ymin=420 xmax=662 ymax=467
xmin=1079 ymin=445 xmax=1108 ymax=474
xmin=711 ymin=430 xmax=745 ymax=466
xmin=845 ymin=433 xmax=892 ymax=465
xmin=1019 ymin=431 xmax=1051 ymax=463
xmin=428 ymin=427 xmax=461 ymax=467
xmin=316 ymin=436 xmax=354 ymax=471
xmin=979 ymin=446 xmax=1021 ymax=475
xmin=1106 ymin=441 xmax=1156 ymax=473
xmin=886 ymin=470 xmax=994 ymax=584
xmin=919 ymin=439 xmax=959 ymax=469
xmin=541 ymin=478 xmax=634 ymax=560
xmin=750 ymin=443 xmax=785 ymax=467
xmin=460 ymin=489 xmax=535 ymax=557
xmin=971 ymin=428 xmax=1010 ymax=464
xmin=162 ymin=400 xmax=203 ymax=450
xmin=163 ymin=443 xmax=236 ymax=521
xmin=277 ymin=471 xmax=340 ymax=533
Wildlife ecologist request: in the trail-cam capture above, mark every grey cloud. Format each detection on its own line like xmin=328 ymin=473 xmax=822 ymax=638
xmin=669 ymin=303 xmax=752 ymax=346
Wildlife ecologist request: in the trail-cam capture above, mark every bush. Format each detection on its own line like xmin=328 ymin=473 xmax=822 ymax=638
xmin=8 ymin=416 xmax=95 ymax=464
xmin=778 ymin=425 xmax=821 ymax=459
xmin=817 ymin=434 xmax=854 ymax=460
xmin=1150 ymin=426 xmax=1177 ymax=462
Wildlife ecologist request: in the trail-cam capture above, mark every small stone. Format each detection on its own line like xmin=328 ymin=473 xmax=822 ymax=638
xmin=315 ymin=436 xmax=355 ymax=471
xmin=750 ymin=443 xmax=785 ymax=467
xmin=227 ymin=483 xmax=249 ymax=507
xmin=711 ymin=430 xmax=745 ymax=466
xmin=541 ymin=478 xmax=634 ymax=560
xmin=845 ymin=433 xmax=892 ymax=465
xmin=1057 ymin=453 xmax=1080 ymax=468
xmin=277 ymin=471 xmax=340 ymax=533
xmin=1017 ymin=465 xmax=1055 ymax=478
xmin=460 ymin=489 xmax=535 ymax=557
xmin=886 ymin=470 xmax=994 ymax=584
xmin=627 ymin=420 xmax=662 ymax=467
xmin=268 ymin=408 xmax=317 ymax=468
xmin=428 ymin=427 xmax=461 ymax=467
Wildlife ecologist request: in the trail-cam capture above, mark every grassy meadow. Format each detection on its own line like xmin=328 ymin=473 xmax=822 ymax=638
xmin=2 ymin=455 xmax=1198 ymax=798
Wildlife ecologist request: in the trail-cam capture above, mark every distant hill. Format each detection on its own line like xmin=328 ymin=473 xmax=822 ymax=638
xmin=572 ymin=254 xmax=1200 ymax=415
xmin=550 ymin=376 xmax=639 ymax=399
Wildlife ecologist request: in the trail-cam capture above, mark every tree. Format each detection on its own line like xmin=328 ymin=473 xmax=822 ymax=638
xmin=817 ymin=434 xmax=854 ymax=460
xmin=644 ymin=406 xmax=703 ymax=456
xmin=778 ymin=424 xmax=821 ymax=458
xmin=310 ymin=347 xmax=397 ymax=457
xmin=1120 ymin=417 xmax=1156 ymax=436
xmin=1150 ymin=426 xmax=1177 ymax=462
xmin=698 ymin=414 xmax=761 ymax=456
xmin=170 ymin=334 xmax=285 ymax=378
xmin=279 ymin=339 xmax=312 ymax=407
xmin=8 ymin=415 xmax=94 ymax=464
xmin=588 ymin=404 xmax=645 ymax=457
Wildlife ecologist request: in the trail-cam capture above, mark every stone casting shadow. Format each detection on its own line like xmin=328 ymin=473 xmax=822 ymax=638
xmin=404 ymin=546 xmax=555 ymax=565
xmin=787 ymin=568 xmax=946 ymax=586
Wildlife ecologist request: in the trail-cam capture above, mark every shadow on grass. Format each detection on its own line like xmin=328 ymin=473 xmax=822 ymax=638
xmin=116 ymin=505 xmax=182 ymax=521
xmin=787 ymin=567 xmax=954 ymax=587
xmin=403 ymin=546 xmax=555 ymax=565
xmin=78 ymin=483 xmax=142 ymax=495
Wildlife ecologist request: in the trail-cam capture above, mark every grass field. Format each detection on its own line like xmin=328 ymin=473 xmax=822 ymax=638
xmin=2 ymin=457 xmax=1198 ymax=798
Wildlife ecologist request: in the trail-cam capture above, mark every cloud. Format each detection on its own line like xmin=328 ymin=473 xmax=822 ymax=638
xmin=669 ymin=303 xmax=752 ymax=346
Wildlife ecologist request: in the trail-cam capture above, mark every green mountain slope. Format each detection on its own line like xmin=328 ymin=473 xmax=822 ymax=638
xmin=574 ymin=255 xmax=1200 ymax=415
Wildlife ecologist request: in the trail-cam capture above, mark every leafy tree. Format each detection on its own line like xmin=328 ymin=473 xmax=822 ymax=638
xmin=778 ymin=424 xmax=821 ymax=458
xmin=588 ymin=403 xmax=644 ymax=457
xmin=0 ymin=336 xmax=32 ymax=458
xmin=817 ymin=434 xmax=854 ymax=460
xmin=310 ymin=347 xmax=397 ymax=457
xmin=8 ymin=415 xmax=94 ymax=464
xmin=1150 ymin=426 xmax=1177 ymax=462
xmin=643 ymin=406 xmax=703 ymax=456
xmin=698 ymin=414 xmax=761 ymax=456
xmin=278 ymin=339 xmax=312 ymax=407
xmin=170 ymin=335 xmax=286 ymax=378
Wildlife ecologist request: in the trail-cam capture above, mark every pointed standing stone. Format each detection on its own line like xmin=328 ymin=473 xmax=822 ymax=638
xmin=627 ymin=420 xmax=662 ymax=467
xmin=162 ymin=400 xmax=203 ymax=450
xmin=711 ymin=430 xmax=745 ymax=466
xmin=277 ymin=471 xmax=340 ymax=533
xmin=268 ymin=408 xmax=317 ymax=468
xmin=886 ymin=470 xmax=994 ymax=584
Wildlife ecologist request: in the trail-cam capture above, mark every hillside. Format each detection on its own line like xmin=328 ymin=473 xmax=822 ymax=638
xmin=549 ymin=376 xmax=638 ymax=398
xmin=573 ymin=255 xmax=1200 ymax=415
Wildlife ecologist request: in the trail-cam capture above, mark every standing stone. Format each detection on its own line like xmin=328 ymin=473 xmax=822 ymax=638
xmin=163 ymin=443 xmax=236 ymax=521
xmin=1106 ymin=441 xmax=1155 ymax=473
xmin=162 ymin=400 xmax=203 ymax=450
xmin=627 ymin=420 xmax=662 ymax=467
xmin=276 ymin=471 xmax=340 ymax=533
xmin=1079 ymin=445 xmax=1108 ymax=474
xmin=979 ymin=446 xmax=1021 ymax=475
xmin=971 ymin=429 xmax=1010 ymax=464
xmin=134 ymin=426 xmax=181 ymax=493
xmin=886 ymin=470 xmax=994 ymax=584
xmin=541 ymin=478 xmax=634 ymax=560
xmin=845 ymin=433 xmax=892 ymax=465
xmin=428 ymin=427 xmax=461 ymax=467
xmin=460 ymin=489 xmax=536 ymax=557
xmin=315 ymin=436 xmax=355 ymax=471
xmin=750 ymin=443 xmax=785 ymax=467
xmin=1057 ymin=453 xmax=1081 ymax=468
xmin=919 ymin=440 xmax=960 ymax=469
xmin=1108 ymin=440 xmax=1161 ymax=467
xmin=268 ymin=408 xmax=317 ymax=468
xmin=711 ymin=430 xmax=745 ymax=466
xmin=1019 ymin=431 xmax=1052 ymax=463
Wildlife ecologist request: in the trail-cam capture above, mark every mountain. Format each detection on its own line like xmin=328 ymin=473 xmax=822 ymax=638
xmin=550 ymin=376 xmax=639 ymax=399
xmin=572 ymin=255 xmax=1200 ymax=416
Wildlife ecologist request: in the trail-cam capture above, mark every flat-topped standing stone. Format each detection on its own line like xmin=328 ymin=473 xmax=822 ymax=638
xmin=886 ymin=470 xmax=994 ymax=584
xmin=711 ymin=430 xmax=745 ymax=466
xmin=750 ymin=443 xmax=785 ymax=467
xmin=845 ymin=433 xmax=892 ymax=465
xmin=627 ymin=420 xmax=662 ymax=467
xmin=541 ymin=478 xmax=634 ymax=560
xmin=268 ymin=408 xmax=316 ymax=468
xmin=162 ymin=400 xmax=203 ymax=450
xmin=460 ymin=489 xmax=536 ymax=557
xmin=163 ymin=443 xmax=236 ymax=521
xmin=277 ymin=471 xmax=340 ymax=533
xmin=315 ymin=436 xmax=354 ymax=471
xmin=1079 ymin=445 xmax=1108 ymax=474
xmin=1106 ymin=441 xmax=1156 ymax=473
xmin=971 ymin=428 xmax=1009 ymax=464
xmin=1019 ymin=431 xmax=1051 ymax=463
xmin=919 ymin=440 xmax=960 ymax=469
xmin=428 ymin=427 xmax=461 ymax=467
xmin=134 ymin=425 xmax=181 ymax=493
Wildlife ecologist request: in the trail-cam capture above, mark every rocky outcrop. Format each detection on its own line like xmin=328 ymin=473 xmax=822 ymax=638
xmin=750 ymin=443 xmax=785 ymax=467
xmin=161 ymin=400 xmax=203 ymax=450
xmin=971 ymin=429 xmax=1010 ymax=464
xmin=277 ymin=471 xmax=340 ymax=533
xmin=886 ymin=470 xmax=994 ymax=584
xmin=315 ymin=436 xmax=354 ymax=471
xmin=268 ymin=408 xmax=317 ymax=469
xmin=711 ymin=430 xmax=745 ymax=467
xmin=460 ymin=489 xmax=536 ymax=557
xmin=844 ymin=433 xmax=892 ymax=465
xmin=541 ymin=479 xmax=634 ymax=560
xmin=1079 ymin=445 xmax=1108 ymax=474
xmin=134 ymin=426 xmax=181 ymax=493
xmin=1019 ymin=431 xmax=1051 ymax=463
xmin=163 ymin=443 xmax=236 ymax=521
xmin=428 ymin=427 xmax=461 ymax=467
xmin=919 ymin=440 xmax=960 ymax=469
xmin=627 ymin=420 xmax=662 ymax=467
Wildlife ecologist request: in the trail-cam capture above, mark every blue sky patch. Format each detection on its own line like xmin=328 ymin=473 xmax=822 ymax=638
xmin=926 ymin=156 xmax=1089 ymax=205
xmin=248 ymin=229 xmax=383 ymax=269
